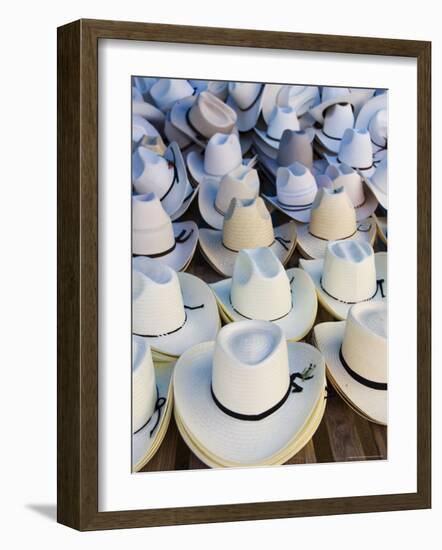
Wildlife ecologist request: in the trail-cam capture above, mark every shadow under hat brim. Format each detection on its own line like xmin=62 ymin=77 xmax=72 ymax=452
xmin=373 ymin=214 xmax=388 ymax=245
xmin=134 ymin=272 xmax=221 ymax=357
xmin=313 ymin=322 xmax=387 ymax=425
xmin=173 ymin=341 xmax=326 ymax=465
xmin=132 ymin=100 xmax=166 ymax=134
xmin=170 ymin=183 xmax=200 ymax=222
xmin=364 ymin=178 xmax=388 ymax=210
xmin=210 ymin=267 xmax=317 ymax=341
xmin=295 ymin=217 xmax=377 ymax=260
xmin=132 ymin=361 xmax=174 ymax=471
xmin=226 ymin=89 xmax=264 ymax=133
xmin=198 ymin=221 xmax=297 ymax=277
xmin=300 ymin=252 xmax=387 ymax=321
xmin=262 ymin=194 xmax=313 ymax=223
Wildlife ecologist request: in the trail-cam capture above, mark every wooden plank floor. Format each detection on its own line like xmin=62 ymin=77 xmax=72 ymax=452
xmin=141 ymin=169 xmax=388 ymax=472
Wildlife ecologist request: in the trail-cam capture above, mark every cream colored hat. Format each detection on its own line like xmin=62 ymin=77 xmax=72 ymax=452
xmin=199 ymin=197 xmax=297 ymax=277
xmin=314 ymin=301 xmax=387 ymax=425
xmin=276 ymin=85 xmax=320 ymax=116
xmin=198 ymin=164 xmax=260 ymax=230
xmin=295 ymin=187 xmax=376 ymax=259
xmin=315 ymin=103 xmax=355 ymax=153
xmin=132 ymin=142 xmax=189 ymax=217
xmin=132 ymin=114 xmax=160 ymax=144
xmin=263 ymin=161 xmax=318 ymax=223
xmin=324 ymin=163 xmax=378 ymax=221
xmin=132 ymin=86 xmax=165 ymax=133
xmin=300 ymin=240 xmax=387 ymax=320
xmin=363 ymin=155 xmax=388 ymax=209
xmin=261 ymin=84 xmax=284 ymax=123
xmin=132 ymin=336 xmax=174 ymax=471
xmin=310 ymin=88 xmax=375 ymax=124
xmin=187 ymin=132 xmax=245 ymax=184
xmin=211 ymin=248 xmax=317 ymax=341
xmin=325 ymin=128 xmax=375 ymax=177
xmin=132 ymin=193 xmax=198 ymax=271
xmin=227 ymin=82 xmax=264 ymax=132
xmin=173 ymin=320 xmax=326 ymax=466
xmin=132 ymin=257 xmax=220 ymax=357
xmin=171 ymin=91 xmax=237 ymax=146
xmin=149 ymin=78 xmax=194 ymax=112
xmin=254 ymin=105 xmax=301 ymax=151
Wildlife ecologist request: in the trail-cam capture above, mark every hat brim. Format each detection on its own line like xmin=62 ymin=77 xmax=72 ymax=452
xmin=324 ymin=154 xmax=376 ymax=178
xmin=355 ymin=92 xmax=388 ymax=129
xmin=300 ymin=252 xmax=387 ymax=320
xmin=198 ymin=177 xmax=225 ymax=230
xmin=170 ymin=96 xmax=207 ymax=148
xmin=373 ymin=214 xmax=388 ymax=245
xmin=253 ymin=134 xmax=279 ymax=160
xmin=253 ymin=127 xmax=284 ymax=151
xmin=353 ymin=185 xmax=379 ymax=221
xmin=210 ymin=267 xmax=317 ymax=341
xmin=310 ymin=89 xmax=374 ymax=124
xmin=132 ymin=101 xmax=166 ymax=134
xmin=363 ymin=176 xmax=388 ymax=210
xmin=199 ymin=222 xmax=297 ymax=277
xmin=187 ymin=150 xmax=248 ymax=186
xmin=170 ymin=182 xmax=199 ymax=221
xmin=135 ymin=272 xmax=220 ymax=357
xmin=295 ymin=217 xmax=376 ymax=260
xmin=262 ymin=194 xmax=313 ymax=223
xmin=313 ymin=322 xmax=387 ymax=425
xmin=153 ymin=142 xmax=190 ymax=217
xmin=261 ymin=84 xmax=284 ymax=124
xmin=173 ymin=340 xmax=326 ymax=465
xmin=314 ymin=129 xmax=342 ymax=154
xmin=226 ymin=89 xmax=264 ymax=132
xmin=132 ymin=361 xmax=174 ymax=471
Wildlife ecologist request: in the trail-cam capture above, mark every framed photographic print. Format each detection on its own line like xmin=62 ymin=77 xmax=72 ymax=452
xmin=57 ymin=19 xmax=431 ymax=530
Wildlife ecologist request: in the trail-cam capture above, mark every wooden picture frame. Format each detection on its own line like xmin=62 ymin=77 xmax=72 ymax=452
xmin=57 ymin=18 xmax=431 ymax=530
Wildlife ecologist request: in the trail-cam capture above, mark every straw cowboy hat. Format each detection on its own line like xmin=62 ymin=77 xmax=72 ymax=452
xmin=137 ymin=133 xmax=167 ymax=156
xmin=325 ymin=128 xmax=376 ymax=177
xmin=254 ymin=105 xmax=301 ymax=154
xmin=198 ymin=164 xmax=260 ymax=230
xmin=310 ymin=88 xmax=375 ymax=124
xmin=187 ymin=132 xmax=250 ymax=185
xmin=314 ymin=102 xmax=355 ymax=153
xmin=132 ymin=193 xmax=198 ymax=271
xmin=132 ymin=86 xmax=165 ymax=133
xmin=132 ymin=336 xmax=174 ymax=471
xmin=132 ymin=142 xmax=189 ymax=218
xmin=323 ymin=163 xmax=379 ymax=221
xmin=295 ymin=187 xmax=376 ymax=259
xmin=314 ymin=301 xmax=387 ymax=425
xmin=226 ymin=82 xmax=264 ymax=132
xmin=171 ymin=91 xmax=237 ymax=146
xmin=199 ymin=197 xmax=297 ymax=277
xmin=263 ymin=161 xmax=318 ymax=223
xmin=132 ymin=256 xmax=220 ymax=357
xmin=300 ymin=240 xmax=387 ymax=320
xmin=173 ymin=320 xmax=326 ymax=466
xmin=149 ymin=78 xmax=195 ymax=112
xmin=261 ymin=83 xmax=284 ymax=124
xmin=258 ymin=128 xmax=315 ymax=180
xmin=362 ymin=155 xmax=388 ymax=210
xmin=211 ymin=247 xmax=317 ymax=341
xmin=132 ymin=114 xmax=160 ymax=144
xmin=276 ymin=85 xmax=320 ymax=116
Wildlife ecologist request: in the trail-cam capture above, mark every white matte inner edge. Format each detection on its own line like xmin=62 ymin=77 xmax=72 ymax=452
xmin=98 ymin=38 xmax=417 ymax=512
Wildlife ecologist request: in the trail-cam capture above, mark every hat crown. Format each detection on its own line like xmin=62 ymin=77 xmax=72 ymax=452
xmin=223 ymin=197 xmax=274 ymax=251
xmin=132 ymin=115 xmax=159 ymax=143
xmin=276 ymin=162 xmax=318 ymax=206
xmin=132 ymin=147 xmax=174 ymax=195
xmin=267 ymin=106 xmax=300 ymax=140
xmin=277 ymin=129 xmax=314 ymax=167
xmin=371 ymin=157 xmax=388 ymax=194
xmin=278 ymin=85 xmax=319 ymax=114
xmin=231 ymin=248 xmax=292 ymax=320
xmin=228 ymin=82 xmax=262 ymax=109
xmin=188 ymin=91 xmax=237 ymax=138
xmin=309 ymin=187 xmax=357 ymax=240
xmin=132 ymin=337 xmax=157 ymax=433
xmin=338 ymin=128 xmax=373 ymax=168
xmin=212 ymin=321 xmax=291 ymax=416
xmin=322 ymin=240 xmax=377 ymax=302
xmin=150 ymin=78 xmax=194 ymax=111
xmin=203 ymin=132 xmax=242 ymax=176
xmin=325 ymin=163 xmax=365 ymax=207
xmin=342 ymin=301 xmax=387 ymax=384
xmin=323 ymin=103 xmax=355 ymax=139
xmin=214 ymin=166 xmax=260 ymax=214
xmin=132 ymin=193 xmax=175 ymax=255
xmin=132 ymin=257 xmax=186 ymax=336
xmin=368 ymin=108 xmax=388 ymax=147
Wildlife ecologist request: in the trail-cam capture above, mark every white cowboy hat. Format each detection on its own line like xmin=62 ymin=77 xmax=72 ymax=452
xmin=170 ymin=91 xmax=237 ymax=146
xmin=295 ymin=187 xmax=376 ymax=259
xmin=211 ymin=248 xmax=317 ymax=341
xmin=254 ymin=105 xmax=301 ymax=151
xmin=276 ymin=85 xmax=320 ymax=116
xmin=164 ymin=108 xmax=194 ymax=149
xmin=314 ymin=301 xmax=387 ymax=425
xmin=132 ymin=86 xmax=165 ymax=133
xmin=323 ymin=163 xmax=378 ymax=221
xmin=132 ymin=142 xmax=188 ymax=217
xmin=132 ymin=76 xmax=158 ymax=100
xmin=261 ymin=83 xmax=284 ymax=124
xmin=198 ymin=164 xmax=260 ymax=230
xmin=362 ymin=155 xmax=388 ymax=210
xmin=188 ymin=80 xmax=229 ymax=100
xmin=300 ymin=240 xmax=387 ymax=320
xmin=226 ymin=82 xmax=264 ymax=132
xmin=263 ymin=161 xmax=318 ymax=223
xmin=314 ymin=102 xmax=355 ymax=153
xmin=149 ymin=78 xmax=194 ymax=112
xmin=186 ymin=132 xmax=246 ymax=185
xmin=199 ymin=197 xmax=297 ymax=277
xmin=355 ymin=91 xmax=388 ymax=131
xmin=310 ymin=88 xmax=375 ymax=124
xmin=132 ymin=193 xmax=198 ymax=271
xmin=132 ymin=114 xmax=160 ymax=144
xmin=173 ymin=320 xmax=326 ymax=466
xmin=132 ymin=336 xmax=174 ymax=471
xmin=258 ymin=128 xmax=315 ymax=180
xmin=325 ymin=128 xmax=375 ymax=177
xmin=132 ymin=257 xmax=220 ymax=357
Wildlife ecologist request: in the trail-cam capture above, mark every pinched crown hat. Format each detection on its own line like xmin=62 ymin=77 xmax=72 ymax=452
xmin=254 ymin=105 xmax=301 ymax=150
xmin=326 ymin=128 xmax=375 ymax=176
xmin=150 ymin=78 xmax=194 ymax=112
xmin=315 ymin=102 xmax=355 ymax=153
xmin=132 ymin=115 xmax=160 ymax=144
xmin=310 ymin=88 xmax=375 ymax=124
xmin=277 ymin=85 xmax=320 ymax=116
xmin=227 ymin=82 xmax=264 ymax=132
